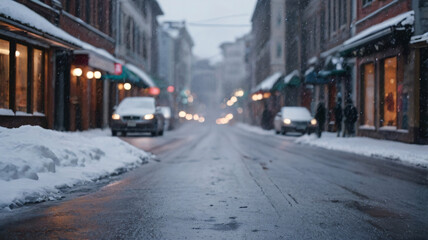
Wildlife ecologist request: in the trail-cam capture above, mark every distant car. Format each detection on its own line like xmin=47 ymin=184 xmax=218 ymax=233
xmin=158 ymin=106 xmax=172 ymax=130
xmin=111 ymin=97 xmax=164 ymax=137
xmin=273 ymin=106 xmax=317 ymax=135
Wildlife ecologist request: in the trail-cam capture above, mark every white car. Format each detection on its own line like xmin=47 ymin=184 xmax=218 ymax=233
xmin=110 ymin=97 xmax=165 ymax=137
xmin=273 ymin=106 xmax=317 ymax=135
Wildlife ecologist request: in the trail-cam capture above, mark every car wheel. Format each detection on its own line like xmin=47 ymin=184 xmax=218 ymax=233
xmin=151 ymin=131 xmax=157 ymax=137
xmin=122 ymin=131 xmax=127 ymax=137
xmin=275 ymin=130 xmax=280 ymax=135
xmin=159 ymin=130 xmax=164 ymax=136
xmin=281 ymin=129 xmax=286 ymax=135
xmin=112 ymin=130 xmax=117 ymax=136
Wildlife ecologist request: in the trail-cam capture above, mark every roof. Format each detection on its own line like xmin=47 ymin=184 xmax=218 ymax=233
xmin=0 ymin=0 xmax=119 ymax=64
xmin=252 ymin=72 xmax=282 ymax=93
xmin=410 ymin=32 xmax=428 ymax=44
xmin=342 ymin=10 xmax=414 ymax=51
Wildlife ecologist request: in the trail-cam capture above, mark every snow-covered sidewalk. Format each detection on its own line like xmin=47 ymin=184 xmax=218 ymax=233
xmin=0 ymin=126 xmax=150 ymax=210
xmin=236 ymin=123 xmax=428 ymax=168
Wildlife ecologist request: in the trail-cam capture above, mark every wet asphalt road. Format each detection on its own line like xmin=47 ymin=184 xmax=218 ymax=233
xmin=0 ymin=123 xmax=428 ymax=239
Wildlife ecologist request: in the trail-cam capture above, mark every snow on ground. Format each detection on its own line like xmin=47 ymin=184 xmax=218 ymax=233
xmin=235 ymin=123 xmax=276 ymax=136
xmin=0 ymin=126 xmax=150 ymax=210
xmin=236 ymin=123 xmax=428 ymax=168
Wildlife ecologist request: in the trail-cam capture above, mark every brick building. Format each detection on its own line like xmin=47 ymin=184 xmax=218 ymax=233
xmin=0 ymin=0 xmax=163 ymax=132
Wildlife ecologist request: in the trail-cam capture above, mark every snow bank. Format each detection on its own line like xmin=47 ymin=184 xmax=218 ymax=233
xmin=295 ymin=132 xmax=428 ymax=168
xmin=236 ymin=123 xmax=428 ymax=168
xmin=0 ymin=126 xmax=150 ymax=209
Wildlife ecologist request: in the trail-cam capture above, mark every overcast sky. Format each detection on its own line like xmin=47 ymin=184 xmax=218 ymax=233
xmin=157 ymin=0 xmax=257 ymax=61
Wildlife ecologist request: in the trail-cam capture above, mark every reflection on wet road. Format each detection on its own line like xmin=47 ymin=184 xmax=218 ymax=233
xmin=0 ymin=123 xmax=427 ymax=239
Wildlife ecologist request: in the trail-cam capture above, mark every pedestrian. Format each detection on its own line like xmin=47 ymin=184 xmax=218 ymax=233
xmin=315 ymin=101 xmax=326 ymax=138
xmin=334 ymin=97 xmax=343 ymax=137
xmin=343 ymin=98 xmax=358 ymax=137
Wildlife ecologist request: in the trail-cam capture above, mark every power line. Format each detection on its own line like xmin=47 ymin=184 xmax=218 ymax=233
xmin=188 ymin=23 xmax=251 ymax=28
xmin=192 ymin=14 xmax=250 ymax=23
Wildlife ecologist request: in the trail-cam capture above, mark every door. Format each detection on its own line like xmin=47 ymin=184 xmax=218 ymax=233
xmin=53 ymin=50 xmax=71 ymax=131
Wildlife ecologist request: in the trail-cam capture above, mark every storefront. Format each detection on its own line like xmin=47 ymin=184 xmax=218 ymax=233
xmin=250 ymin=72 xmax=282 ymax=129
xmin=67 ymin=50 xmax=117 ymax=131
xmin=340 ymin=10 xmax=417 ymax=143
xmin=0 ymin=15 xmax=73 ymax=129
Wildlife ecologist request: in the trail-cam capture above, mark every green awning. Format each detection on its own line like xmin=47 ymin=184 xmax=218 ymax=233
xmin=103 ymin=66 xmax=149 ymax=88
xmin=272 ymin=70 xmax=300 ymax=91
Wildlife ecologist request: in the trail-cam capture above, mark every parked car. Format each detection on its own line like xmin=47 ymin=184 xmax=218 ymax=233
xmin=273 ymin=106 xmax=317 ymax=135
xmin=111 ymin=97 xmax=164 ymax=137
xmin=158 ymin=106 xmax=172 ymax=130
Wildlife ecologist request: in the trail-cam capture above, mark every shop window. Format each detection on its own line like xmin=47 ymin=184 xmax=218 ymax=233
xmin=33 ymin=49 xmax=44 ymax=114
xmin=0 ymin=39 xmax=9 ymax=109
xmin=381 ymin=57 xmax=397 ymax=127
xmin=15 ymin=44 xmax=28 ymax=113
xmin=362 ymin=63 xmax=375 ymax=126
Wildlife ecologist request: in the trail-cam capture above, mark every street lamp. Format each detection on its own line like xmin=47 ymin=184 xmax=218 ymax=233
xmin=72 ymin=68 xmax=83 ymax=77
xmin=94 ymin=71 xmax=102 ymax=79
xmin=86 ymin=71 xmax=94 ymax=79
xmin=124 ymin=83 xmax=132 ymax=91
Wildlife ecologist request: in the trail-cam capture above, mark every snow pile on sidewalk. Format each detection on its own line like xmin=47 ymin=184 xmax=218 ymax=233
xmin=296 ymin=133 xmax=428 ymax=168
xmin=0 ymin=126 xmax=150 ymax=209
xmin=235 ymin=123 xmax=276 ymax=136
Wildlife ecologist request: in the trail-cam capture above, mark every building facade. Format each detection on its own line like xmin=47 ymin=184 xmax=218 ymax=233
xmin=219 ymin=36 xmax=247 ymax=98
xmin=251 ymin=0 xmax=286 ymax=87
xmin=0 ymin=0 xmax=163 ymax=132
xmin=157 ymin=21 xmax=194 ymax=114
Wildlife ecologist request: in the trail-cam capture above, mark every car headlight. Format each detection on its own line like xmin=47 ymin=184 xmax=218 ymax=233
xmin=144 ymin=114 xmax=154 ymax=120
xmin=112 ymin=113 xmax=120 ymax=120
xmin=283 ymin=119 xmax=291 ymax=125
xmin=311 ymin=119 xmax=317 ymax=125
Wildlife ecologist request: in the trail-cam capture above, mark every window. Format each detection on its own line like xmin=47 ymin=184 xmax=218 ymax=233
xmin=15 ymin=44 xmax=28 ymax=113
xmin=142 ymin=33 xmax=147 ymax=59
xmin=85 ymin=0 xmax=91 ymax=23
xmin=0 ymin=39 xmax=9 ymax=109
xmin=363 ymin=0 xmax=373 ymax=7
xmin=276 ymin=42 xmax=282 ymax=58
xmin=380 ymin=57 xmax=397 ymax=127
xmin=75 ymin=0 xmax=81 ymax=18
xmin=363 ymin=63 xmax=375 ymax=126
xmin=32 ymin=49 xmax=44 ymax=114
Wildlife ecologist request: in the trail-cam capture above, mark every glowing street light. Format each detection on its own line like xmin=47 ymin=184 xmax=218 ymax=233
xmin=124 ymin=83 xmax=132 ymax=90
xmin=72 ymin=68 xmax=83 ymax=77
xmin=94 ymin=71 xmax=102 ymax=79
xmin=185 ymin=114 xmax=193 ymax=120
xmin=86 ymin=71 xmax=94 ymax=79
xmin=179 ymin=111 xmax=186 ymax=118
xmin=235 ymin=89 xmax=244 ymax=97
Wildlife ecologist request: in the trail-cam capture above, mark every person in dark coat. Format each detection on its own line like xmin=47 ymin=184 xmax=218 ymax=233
xmin=334 ymin=97 xmax=343 ymax=137
xmin=315 ymin=101 xmax=326 ymax=138
xmin=343 ymin=98 xmax=358 ymax=137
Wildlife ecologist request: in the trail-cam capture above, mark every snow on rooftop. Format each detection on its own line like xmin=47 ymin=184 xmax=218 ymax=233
xmin=284 ymin=70 xmax=300 ymax=84
xmin=305 ymin=67 xmax=315 ymax=77
xmin=0 ymin=0 xmax=117 ymax=62
xmin=252 ymin=72 xmax=282 ymax=93
xmin=410 ymin=32 xmax=428 ymax=44
xmin=126 ymin=64 xmax=156 ymax=87
xmin=0 ymin=126 xmax=150 ymax=209
xmin=344 ymin=10 xmax=414 ymax=46
xmin=307 ymin=56 xmax=318 ymax=65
